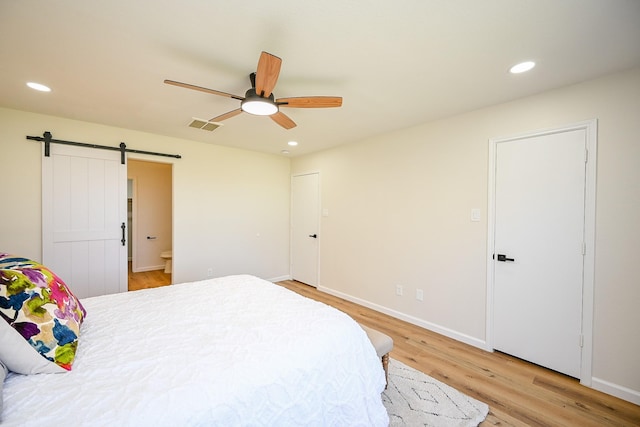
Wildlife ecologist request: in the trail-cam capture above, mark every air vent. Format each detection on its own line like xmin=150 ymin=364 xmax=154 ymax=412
xmin=188 ymin=118 xmax=223 ymax=132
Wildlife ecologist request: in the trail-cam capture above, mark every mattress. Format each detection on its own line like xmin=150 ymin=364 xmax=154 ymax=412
xmin=2 ymin=275 xmax=388 ymax=426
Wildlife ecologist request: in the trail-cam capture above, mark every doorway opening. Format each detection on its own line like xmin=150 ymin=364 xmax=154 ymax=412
xmin=127 ymin=159 xmax=173 ymax=291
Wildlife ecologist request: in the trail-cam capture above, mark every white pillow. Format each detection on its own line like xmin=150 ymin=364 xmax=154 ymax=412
xmin=0 ymin=322 xmax=66 ymax=374
xmin=0 ymin=359 xmax=7 ymax=419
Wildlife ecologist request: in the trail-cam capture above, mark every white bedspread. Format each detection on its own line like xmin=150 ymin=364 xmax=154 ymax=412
xmin=2 ymin=275 xmax=388 ymax=426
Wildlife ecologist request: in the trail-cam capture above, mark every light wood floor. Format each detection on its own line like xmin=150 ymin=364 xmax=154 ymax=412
xmin=127 ymin=262 xmax=171 ymax=291
xmin=126 ymin=271 xmax=640 ymax=426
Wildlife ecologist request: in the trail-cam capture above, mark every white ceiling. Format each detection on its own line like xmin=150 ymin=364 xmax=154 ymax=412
xmin=2 ymin=1 xmax=639 ymax=157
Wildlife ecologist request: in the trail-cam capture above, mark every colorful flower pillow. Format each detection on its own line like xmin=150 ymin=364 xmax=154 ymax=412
xmin=0 ymin=254 xmax=87 ymax=374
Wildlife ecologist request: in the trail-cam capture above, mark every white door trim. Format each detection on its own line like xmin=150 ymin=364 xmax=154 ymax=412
xmin=127 ymin=153 xmax=177 ymax=280
xmin=486 ymin=119 xmax=597 ymax=386
xmin=129 ymin=176 xmax=139 ymax=272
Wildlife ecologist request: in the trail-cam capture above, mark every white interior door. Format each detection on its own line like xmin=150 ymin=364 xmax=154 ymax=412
xmin=42 ymin=144 xmax=127 ymax=298
xmin=492 ymin=128 xmax=587 ymax=378
xmin=291 ymin=173 xmax=319 ymax=287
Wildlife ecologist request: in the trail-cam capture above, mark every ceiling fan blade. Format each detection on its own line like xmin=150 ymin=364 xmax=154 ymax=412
xmin=270 ymin=111 xmax=296 ymax=129
xmin=210 ymin=108 xmax=242 ymax=122
xmin=277 ymin=96 xmax=343 ymax=108
xmin=164 ymin=79 xmax=244 ymax=100
xmin=254 ymin=52 xmax=282 ymax=98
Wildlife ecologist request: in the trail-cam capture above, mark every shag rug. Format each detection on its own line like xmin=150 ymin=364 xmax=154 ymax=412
xmin=382 ymin=359 xmax=489 ymax=426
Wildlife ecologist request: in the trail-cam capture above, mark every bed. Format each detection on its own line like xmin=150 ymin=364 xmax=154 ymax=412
xmin=0 ymin=255 xmax=389 ymax=426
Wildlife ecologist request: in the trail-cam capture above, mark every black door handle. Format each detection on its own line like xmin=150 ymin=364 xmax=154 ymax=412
xmin=309 ymin=234 xmax=317 ymax=238
xmin=495 ymin=254 xmax=514 ymax=262
xmin=121 ymin=222 xmax=126 ymax=246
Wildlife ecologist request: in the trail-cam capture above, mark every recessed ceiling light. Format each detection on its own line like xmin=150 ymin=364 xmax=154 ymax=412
xmin=509 ymin=61 xmax=536 ymax=74
xmin=27 ymin=82 xmax=52 ymax=92
xmin=281 ymin=150 xmax=290 ymax=155
xmin=287 ymin=141 xmax=298 ymax=146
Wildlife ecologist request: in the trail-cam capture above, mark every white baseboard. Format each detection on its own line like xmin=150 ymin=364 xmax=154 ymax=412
xmin=317 ymin=285 xmax=489 ymax=351
xmin=269 ymin=275 xmax=291 ymax=283
xmin=132 ymin=264 xmax=164 ymax=273
xmin=591 ymin=377 xmax=640 ymax=405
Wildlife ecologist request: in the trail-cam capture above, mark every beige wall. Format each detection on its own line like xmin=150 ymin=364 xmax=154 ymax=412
xmin=128 ymin=159 xmax=172 ymax=272
xmin=292 ymin=67 xmax=640 ymax=402
xmin=0 ymin=107 xmax=291 ymax=283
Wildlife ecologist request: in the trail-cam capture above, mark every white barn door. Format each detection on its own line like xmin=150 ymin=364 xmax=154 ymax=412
xmin=42 ymin=143 xmax=127 ymax=298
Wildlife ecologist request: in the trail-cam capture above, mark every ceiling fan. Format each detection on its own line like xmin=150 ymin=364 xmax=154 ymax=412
xmin=164 ymin=51 xmax=342 ymax=130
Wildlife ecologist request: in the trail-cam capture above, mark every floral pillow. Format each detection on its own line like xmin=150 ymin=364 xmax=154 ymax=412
xmin=0 ymin=254 xmax=87 ymax=374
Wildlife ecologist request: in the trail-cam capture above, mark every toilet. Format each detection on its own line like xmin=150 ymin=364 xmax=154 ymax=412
xmin=160 ymin=250 xmax=172 ymax=274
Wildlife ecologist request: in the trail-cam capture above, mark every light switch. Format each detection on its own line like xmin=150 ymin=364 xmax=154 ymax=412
xmin=471 ymin=208 xmax=481 ymax=222
xmin=322 ymin=208 xmax=329 ymax=217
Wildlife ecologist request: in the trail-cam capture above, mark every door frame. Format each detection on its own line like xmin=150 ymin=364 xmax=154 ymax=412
xmin=128 ymin=175 xmax=144 ymax=273
xmin=290 ymin=171 xmax=321 ymax=287
xmin=127 ymin=156 xmax=175 ymax=277
xmin=486 ymin=119 xmax=597 ymax=386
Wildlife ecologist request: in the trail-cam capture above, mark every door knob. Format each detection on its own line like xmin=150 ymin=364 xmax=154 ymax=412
xmin=495 ymin=254 xmax=515 ymax=262
xmin=309 ymin=234 xmax=317 ymax=238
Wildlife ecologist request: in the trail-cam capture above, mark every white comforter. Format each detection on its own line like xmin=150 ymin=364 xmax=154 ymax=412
xmin=2 ymin=275 xmax=388 ymax=426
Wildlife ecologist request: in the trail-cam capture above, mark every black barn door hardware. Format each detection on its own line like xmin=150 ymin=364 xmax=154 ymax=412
xmin=121 ymin=223 xmax=126 ymax=246
xmin=27 ymin=131 xmax=182 ymax=164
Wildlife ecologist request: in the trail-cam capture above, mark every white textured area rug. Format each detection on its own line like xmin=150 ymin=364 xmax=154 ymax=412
xmin=382 ymin=359 xmax=489 ymax=427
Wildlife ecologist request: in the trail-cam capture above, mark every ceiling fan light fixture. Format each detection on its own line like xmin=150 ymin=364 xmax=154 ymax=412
xmin=241 ymin=99 xmax=278 ymax=116
xmin=240 ymin=97 xmax=278 ymax=116
xmin=165 ymin=51 xmax=341 ymax=129
xmin=241 ymin=88 xmax=278 ymax=116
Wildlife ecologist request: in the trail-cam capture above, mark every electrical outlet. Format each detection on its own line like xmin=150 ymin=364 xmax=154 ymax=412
xmin=416 ymin=289 xmax=424 ymax=301
xmin=396 ymin=285 xmax=403 ymax=296
xmin=207 ymin=268 xmax=213 ymax=277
